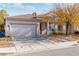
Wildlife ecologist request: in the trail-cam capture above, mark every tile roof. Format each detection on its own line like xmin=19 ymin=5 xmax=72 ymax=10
xmin=5 ymin=14 xmax=41 ymax=22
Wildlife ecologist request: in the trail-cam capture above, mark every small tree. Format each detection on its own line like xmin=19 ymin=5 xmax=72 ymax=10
xmin=0 ymin=9 xmax=8 ymax=32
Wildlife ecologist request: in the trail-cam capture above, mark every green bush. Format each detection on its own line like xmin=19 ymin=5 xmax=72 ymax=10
xmin=53 ymin=32 xmax=65 ymax=35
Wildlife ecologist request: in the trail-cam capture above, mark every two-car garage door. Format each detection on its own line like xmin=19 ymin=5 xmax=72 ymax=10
xmin=11 ymin=24 xmax=37 ymax=38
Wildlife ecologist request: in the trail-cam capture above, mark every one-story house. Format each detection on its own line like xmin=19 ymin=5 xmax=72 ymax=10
xmin=5 ymin=13 xmax=79 ymax=38
xmin=4 ymin=13 xmax=69 ymax=39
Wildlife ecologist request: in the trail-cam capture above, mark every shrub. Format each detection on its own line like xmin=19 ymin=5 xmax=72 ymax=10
xmin=74 ymin=31 xmax=79 ymax=34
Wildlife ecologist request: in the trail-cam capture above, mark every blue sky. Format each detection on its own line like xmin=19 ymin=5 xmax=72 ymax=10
xmin=0 ymin=3 xmax=54 ymax=16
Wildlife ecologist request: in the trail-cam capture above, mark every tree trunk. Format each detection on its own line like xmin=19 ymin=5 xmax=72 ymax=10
xmin=66 ymin=21 xmax=69 ymax=35
xmin=69 ymin=24 xmax=74 ymax=35
xmin=66 ymin=21 xmax=74 ymax=35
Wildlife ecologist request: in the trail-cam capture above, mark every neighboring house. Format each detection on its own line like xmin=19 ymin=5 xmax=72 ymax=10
xmin=5 ymin=14 xmax=49 ymax=38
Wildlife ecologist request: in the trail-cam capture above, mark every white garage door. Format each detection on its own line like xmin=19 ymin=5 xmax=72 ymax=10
xmin=11 ymin=24 xmax=37 ymax=38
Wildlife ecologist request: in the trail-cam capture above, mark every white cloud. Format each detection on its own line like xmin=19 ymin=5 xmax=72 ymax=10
xmin=10 ymin=3 xmax=36 ymax=11
xmin=0 ymin=3 xmax=36 ymax=11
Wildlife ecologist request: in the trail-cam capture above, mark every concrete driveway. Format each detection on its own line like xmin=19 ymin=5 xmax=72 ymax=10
xmin=12 ymin=37 xmax=77 ymax=54
xmin=13 ymin=37 xmax=55 ymax=53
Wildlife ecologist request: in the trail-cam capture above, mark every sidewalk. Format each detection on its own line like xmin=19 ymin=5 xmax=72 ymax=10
xmin=0 ymin=47 xmax=16 ymax=53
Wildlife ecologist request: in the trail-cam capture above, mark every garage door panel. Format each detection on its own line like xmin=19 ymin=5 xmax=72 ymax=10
xmin=11 ymin=24 xmax=37 ymax=38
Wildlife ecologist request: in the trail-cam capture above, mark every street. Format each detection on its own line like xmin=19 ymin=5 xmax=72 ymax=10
xmin=11 ymin=46 xmax=79 ymax=56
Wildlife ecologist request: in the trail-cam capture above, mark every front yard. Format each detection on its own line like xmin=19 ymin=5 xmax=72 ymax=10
xmin=48 ymin=33 xmax=79 ymax=42
xmin=0 ymin=37 xmax=14 ymax=48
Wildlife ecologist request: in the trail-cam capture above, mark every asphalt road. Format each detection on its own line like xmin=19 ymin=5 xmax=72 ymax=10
xmin=13 ymin=46 xmax=79 ymax=56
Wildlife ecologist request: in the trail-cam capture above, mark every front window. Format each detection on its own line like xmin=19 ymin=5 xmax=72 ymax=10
xmin=58 ymin=25 xmax=62 ymax=31
xmin=49 ymin=24 xmax=55 ymax=31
